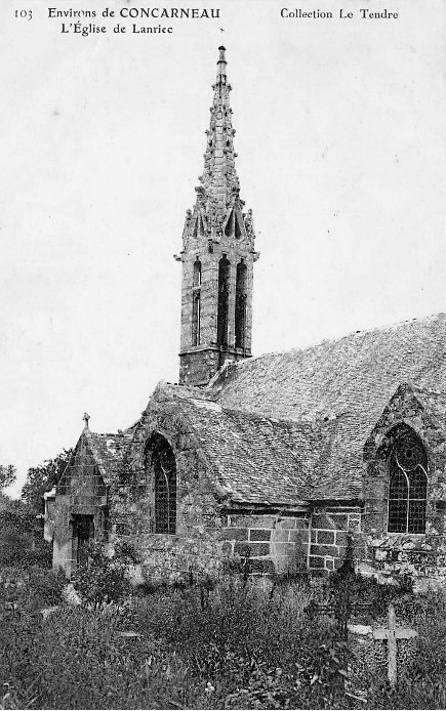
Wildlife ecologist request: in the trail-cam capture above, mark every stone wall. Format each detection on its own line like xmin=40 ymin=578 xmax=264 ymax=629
xmin=179 ymin=346 xmax=248 ymax=390
xmin=365 ymin=536 xmax=446 ymax=590
xmin=309 ymin=507 xmax=362 ymax=572
xmin=218 ymin=512 xmax=310 ymax=576
xmin=113 ymin=507 xmax=311 ymax=586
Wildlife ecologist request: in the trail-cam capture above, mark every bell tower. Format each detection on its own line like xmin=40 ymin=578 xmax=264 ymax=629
xmin=178 ymin=47 xmax=259 ymax=387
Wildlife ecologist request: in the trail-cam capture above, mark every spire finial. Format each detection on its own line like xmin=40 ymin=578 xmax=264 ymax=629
xmin=217 ymin=46 xmax=227 ymax=73
xmin=83 ymin=412 xmax=90 ymax=430
xmin=216 ymin=46 xmax=227 ymax=85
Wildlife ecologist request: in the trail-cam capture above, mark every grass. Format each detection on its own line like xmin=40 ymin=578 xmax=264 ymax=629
xmin=1 ymin=566 xmax=446 ymax=709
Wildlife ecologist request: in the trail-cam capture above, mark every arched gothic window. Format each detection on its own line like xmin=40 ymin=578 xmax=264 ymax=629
xmin=388 ymin=428 xmax=427 ymax=534
xmin=146 ymin=434 xmax=177 ymax=534
xmin=193 ymin=258 xmax=201 ymax=287
xmin=192 ymin=259 xmax=201 ymax=346
xmin=217 ymin=256 xmax=230 ymax=348
xmin=235 ymin=260 xmax=247 ymax=349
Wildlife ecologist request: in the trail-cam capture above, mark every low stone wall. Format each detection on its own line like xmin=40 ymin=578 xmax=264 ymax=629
xmin=364 ymin=534 xmax=446 ymax=589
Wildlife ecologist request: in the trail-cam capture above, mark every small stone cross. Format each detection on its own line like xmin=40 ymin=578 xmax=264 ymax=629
xmin=373 ymin=603 xmax=417 ymax=687
xmin=83 ymin=412 xmax=90 ymax=430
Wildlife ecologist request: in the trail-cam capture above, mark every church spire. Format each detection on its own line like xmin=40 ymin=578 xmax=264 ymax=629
xmin=178 ymin=47 xmax=259 ymax=388
xmin=196 ymin=46 xmax=240 ymax=240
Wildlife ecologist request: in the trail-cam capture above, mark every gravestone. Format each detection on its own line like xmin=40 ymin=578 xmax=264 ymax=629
xmin=372 ymin=604 xmax=417 ymax=687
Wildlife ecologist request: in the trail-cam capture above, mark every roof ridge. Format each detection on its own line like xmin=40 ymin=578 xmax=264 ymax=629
xmin=165 ymin=384 xmax=321 ymax=428
xmin=228 ymin=311 xmax=446 ymax=371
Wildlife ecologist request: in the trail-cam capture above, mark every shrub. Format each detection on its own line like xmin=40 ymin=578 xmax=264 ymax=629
xmin=27 ymin=566 xmax=66 ymax=607
xmin=132 ymin=577 xmax=351 ymax=709
xmin=0 ymin=565 xmax=66 ymax=617
xmin=72 ymin=539 xmax=131 ymax=605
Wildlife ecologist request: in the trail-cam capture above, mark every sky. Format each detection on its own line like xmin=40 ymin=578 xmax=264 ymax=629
xmin=0 ymin=0 xmax=444 ymax=496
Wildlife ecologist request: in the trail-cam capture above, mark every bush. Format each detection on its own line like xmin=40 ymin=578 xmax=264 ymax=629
xmin=133 ymin=578 xmax=350 ymax=709
xmin=0 ymin=494 xmax=53 ymax=569
xmin=27 ymin=566 xmax=66 ymax=607
xmin=72 ymin=539 xmax=131 ymax=605
xmin=0 ymin=565 xmax=66 ymax=616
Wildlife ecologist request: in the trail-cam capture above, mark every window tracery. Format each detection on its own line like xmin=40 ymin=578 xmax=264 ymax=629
xmin=388 ymin=429 xmax=427 ymax=534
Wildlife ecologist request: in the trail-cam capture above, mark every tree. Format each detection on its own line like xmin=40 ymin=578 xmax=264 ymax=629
xmin=0 ymin=463 xmax=16 ymax=491
xmin=21 ymin=448 xmax=73 ymax=515
xmin=0 ymin=495 xmax=35 ymax=565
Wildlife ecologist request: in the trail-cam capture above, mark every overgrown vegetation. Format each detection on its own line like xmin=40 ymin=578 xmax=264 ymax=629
xmin=71 ymin=539 xmax=135 ymax=606
xmin=21 ymin=449 xmax=73 ymax=517
xmin=0 ymin=496 xmax=52 ymax=567
xmin=0 ymin=450 xmax=73 ymax=569
xmin=0 ymin=465 xmax=17 ymax=492
xmin=2 ymin=554 xmax=446 ymax=710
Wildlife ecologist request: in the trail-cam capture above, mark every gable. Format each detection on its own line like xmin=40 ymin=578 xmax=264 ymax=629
xmin=56 ymin=436 xmax=106 ymax=501
xmin=56 ymin=429 xmax=135 ymax=498
xmin=364 ymin=382 xmax=446 ymax=463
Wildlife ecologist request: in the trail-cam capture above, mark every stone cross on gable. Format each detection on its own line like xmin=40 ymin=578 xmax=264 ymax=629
xmin=83 ymin=412 xmax=90 ymax=430
xmin=373 ymin=604 xmax=417 ymax=687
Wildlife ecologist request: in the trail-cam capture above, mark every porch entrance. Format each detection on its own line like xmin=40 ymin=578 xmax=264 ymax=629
xmin=72 ymin=514 xmax=94 ymax=570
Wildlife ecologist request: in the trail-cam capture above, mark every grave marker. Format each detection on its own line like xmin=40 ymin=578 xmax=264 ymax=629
xmin=372 ymin=604 xmax=417 ymax=687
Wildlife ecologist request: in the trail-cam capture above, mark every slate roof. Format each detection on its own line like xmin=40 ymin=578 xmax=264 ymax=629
xmin=65 ymin=314 xmax=445 ymax=506
xmin=207 ymin=313 xmax=446 ymax=499
xmin=83 ymin=429 xmax=134 ymax=485
xmin=150 ymin=384 xmax=311 ymax=506
xmin=412 ymin=385 xmax=446 ymax=433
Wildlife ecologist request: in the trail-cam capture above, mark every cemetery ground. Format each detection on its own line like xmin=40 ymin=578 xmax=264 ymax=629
xmin=1 ymin=549 xmax=446 ymax=710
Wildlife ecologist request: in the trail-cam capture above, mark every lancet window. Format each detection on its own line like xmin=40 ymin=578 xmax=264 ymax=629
xmin=192 ymin=258 xmax=201 ymax=346
xmin=146 ymin=434 xmax=177 ymax=534
xmin=217 ymin=256 xmax=230 ymax=348
xmin=235 ymin=260 xmax=247 ymax=349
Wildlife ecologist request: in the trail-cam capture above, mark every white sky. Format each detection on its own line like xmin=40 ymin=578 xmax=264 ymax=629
xmin=0 ymin=0 xmax=444 ymax=496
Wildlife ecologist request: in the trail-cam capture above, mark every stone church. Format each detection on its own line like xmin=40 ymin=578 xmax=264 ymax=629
xmin=45 ymin=47 xmax=446 ymax=590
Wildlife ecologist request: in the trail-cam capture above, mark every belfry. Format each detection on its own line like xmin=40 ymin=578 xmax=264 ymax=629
xmin=177 ymin=47 xmax=259 ymax=387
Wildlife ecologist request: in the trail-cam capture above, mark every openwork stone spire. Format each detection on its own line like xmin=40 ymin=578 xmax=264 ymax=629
xmin=195 ymin=46 xmax=240 ymax=240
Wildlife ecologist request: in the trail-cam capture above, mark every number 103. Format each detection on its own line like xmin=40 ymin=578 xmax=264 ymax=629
xmin=15 ymin=9 xmax=33 ymax=20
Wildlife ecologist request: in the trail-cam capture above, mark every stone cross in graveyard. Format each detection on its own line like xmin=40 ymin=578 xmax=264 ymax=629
xmin=372 ymin=603 xmax=417 ymax=688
